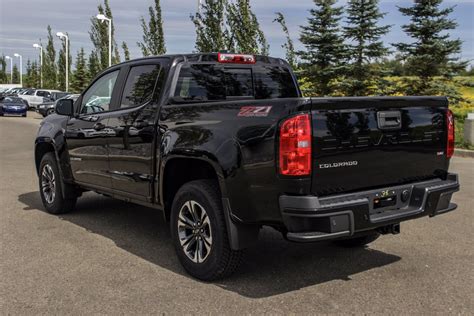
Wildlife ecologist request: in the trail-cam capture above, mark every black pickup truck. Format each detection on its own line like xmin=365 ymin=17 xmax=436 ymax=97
xmin=35 ymin=53 xmax=460 ymax=280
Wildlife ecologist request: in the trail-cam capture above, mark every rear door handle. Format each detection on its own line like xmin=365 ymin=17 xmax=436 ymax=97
xmin=377 ymin=111 xmax=402 ymax=130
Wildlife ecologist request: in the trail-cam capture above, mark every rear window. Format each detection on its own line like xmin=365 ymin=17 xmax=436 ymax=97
xmin=173 ymin=64 xmax=298 ymax=103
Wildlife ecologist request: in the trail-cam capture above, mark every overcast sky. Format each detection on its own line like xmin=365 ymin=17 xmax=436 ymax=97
xmin=1 ymin=0 xmax=473 ymax=71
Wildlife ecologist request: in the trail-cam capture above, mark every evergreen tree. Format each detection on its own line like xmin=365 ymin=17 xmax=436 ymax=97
xmin=0 ymin=56 xmax=7 ymax=84
xmin=89 ymin=0 xmax=120 ymax=70
xmin=43 ymin=26 xmax=57 ymax=89
xmin=343 ymin=0 xmax=391 ymax=96
xmin=71 ymin=48 xmax=90 ymax=93
xmin=191 ymin=0 xmax=229 ymax=52
xmin=122 ymin=42 xmax=131 ymax=61
xmin=273 ymin=12 xmax=296 ymax=68
xmin=88 ymin=51 xmax=100 ymax=79
xmin=12 ymin=64 xmax=20 ymax=84
xmin=394 ymin=0 xmax=467 ymax=95
xmin=226 ymin=0 xmax=269 ymax=55
xmin=298 ymin=0 xmax=346 ymax=96
xmin=24 ymin=60 xmax=40 ymax=88
xmin=138 ymin=0 xmax=166 ymax=56
xmin=57 ymin=34 xmax=72 ymax=91
xmin=31 ymin=61 xmax=40 ymax=88
xmin=25 ymin=59 xmax=34 ymax=88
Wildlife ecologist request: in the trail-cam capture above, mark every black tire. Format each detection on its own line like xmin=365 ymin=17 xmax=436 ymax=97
xmin=333 ymin=232 xmax=380 ymax=248
xmin=170 ymin=180 xmax=243 ymax=281
xmin=22 ymin=113 xmax=27 ymax=117
xmin=46 ymin=108 xmax=55 ymax=116
xmin=39 ymin=153 xmax=77 ymax=214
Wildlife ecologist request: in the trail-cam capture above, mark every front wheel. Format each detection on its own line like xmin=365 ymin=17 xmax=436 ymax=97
xmin=39 ymin=153 xmax=77 ymax=214
xmin=170 ymin=180 xmax=243 ymax=281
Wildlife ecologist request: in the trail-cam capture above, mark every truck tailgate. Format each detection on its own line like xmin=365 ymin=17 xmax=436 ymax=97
xmin=311 ymin=97 xmax=450 ymax=196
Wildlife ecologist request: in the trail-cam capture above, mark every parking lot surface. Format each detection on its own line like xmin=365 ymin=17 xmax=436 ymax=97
xmin=1 ymin=113 xmax=473 ymax=314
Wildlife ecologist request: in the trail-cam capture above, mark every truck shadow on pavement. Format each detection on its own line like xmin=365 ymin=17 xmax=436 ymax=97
xmin=19 ymin=191 xmax=401 ymax=299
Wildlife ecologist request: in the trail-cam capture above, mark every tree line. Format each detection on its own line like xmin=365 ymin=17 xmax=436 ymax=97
xmin=0 ymin=0 xmax=470 ymax=101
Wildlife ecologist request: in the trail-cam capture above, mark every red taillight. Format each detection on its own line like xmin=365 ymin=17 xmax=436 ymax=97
xmin=217 ymin=53 xmax=256 ymax=64
xmin=447 ymin=109 xmax=455 ymax=158
xmin=279 ymin=114 xmax=312 ymax=176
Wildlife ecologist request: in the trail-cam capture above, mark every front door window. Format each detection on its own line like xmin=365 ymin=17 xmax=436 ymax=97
xmin=81 ymin=71 xmax=119 ymax=114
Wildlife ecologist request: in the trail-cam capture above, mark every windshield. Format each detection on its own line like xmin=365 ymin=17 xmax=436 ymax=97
xmin=2 ymin=97 xmax=24 ymax=104
xmin=173 ymin=64 xmax=298 ymax=103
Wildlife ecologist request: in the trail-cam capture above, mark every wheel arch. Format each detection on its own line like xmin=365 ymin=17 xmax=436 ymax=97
xmin=160 ymin=153 xmax=259 ymax=250
xmin=160 ymin=154 xmax=226 ymax=221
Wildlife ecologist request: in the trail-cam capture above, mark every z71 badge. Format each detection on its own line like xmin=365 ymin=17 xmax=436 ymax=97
xmin=238 ymin=106 xmax=272 ymax=117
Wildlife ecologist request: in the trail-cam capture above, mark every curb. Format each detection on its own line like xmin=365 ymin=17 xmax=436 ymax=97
xmin=454 ymin=148 xmax=474 ymax=158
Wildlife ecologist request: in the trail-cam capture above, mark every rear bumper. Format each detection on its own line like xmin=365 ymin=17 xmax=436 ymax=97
xmin=279 ymin=173 xmax=460 ymax=242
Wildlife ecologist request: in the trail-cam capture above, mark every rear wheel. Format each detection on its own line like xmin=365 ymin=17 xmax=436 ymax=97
xmin=170 ymin=180 xmax=243 ymax=281
xmin=39 ymin=153 xmax=77 ymax=214
xmin=333 ymin=232 xmax=380 ymax=248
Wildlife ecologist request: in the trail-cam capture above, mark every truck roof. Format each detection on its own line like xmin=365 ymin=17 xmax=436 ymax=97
xmin=112 ymin=53 xmax=289 ymax=68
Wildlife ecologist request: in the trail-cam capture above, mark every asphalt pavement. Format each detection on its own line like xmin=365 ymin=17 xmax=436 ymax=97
xmin=1 ymin=113 xmax=473 ymax=314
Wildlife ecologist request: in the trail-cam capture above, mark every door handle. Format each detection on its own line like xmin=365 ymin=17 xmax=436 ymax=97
xmin=93 ymin=122 xmax=106 ymax=131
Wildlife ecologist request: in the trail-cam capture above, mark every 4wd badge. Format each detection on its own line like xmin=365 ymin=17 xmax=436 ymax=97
xmin=238 ymin=106 xmax=272 ymax=117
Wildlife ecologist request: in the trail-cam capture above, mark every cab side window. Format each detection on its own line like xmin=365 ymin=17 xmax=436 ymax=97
xmin=37 ymin=91 xmax=49 ymax=97
xmin=120 ymin=65 xmax=161 ymax=109
xmin=81 ymin=70 xmax=119 ymax=114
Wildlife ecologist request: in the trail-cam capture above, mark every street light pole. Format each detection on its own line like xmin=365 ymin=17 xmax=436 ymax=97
xmin=56 ymin=32 xmax=69 ymax=91
xmin=33 ymin=43 xmax=43 ymax=88
xmin=13 ymin=53 xmax=22 ymax=87
xmin=5 ymin=56 xmax=13 ymax=84
xmin=96 ymin=14 xmax=112 ymax=67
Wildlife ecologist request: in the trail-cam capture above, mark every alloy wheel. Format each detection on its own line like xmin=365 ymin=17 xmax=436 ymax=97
xmin=41 ymin=164 xmax=56 ymax=204
xmin=177 ymin=200 xmax=213 ymax=263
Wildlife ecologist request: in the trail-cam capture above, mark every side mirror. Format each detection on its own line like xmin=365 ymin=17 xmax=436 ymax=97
xmin=55 ymin=99 xmax=74 ymax=116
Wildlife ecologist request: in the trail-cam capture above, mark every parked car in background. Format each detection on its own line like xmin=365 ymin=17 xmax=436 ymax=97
xmin=0 ymin=96 xmax=28 ymax=117
xmin=18 ymin=89 xmax=61 ymax=109
xmin=50 ymin=91 xmax=71 ymax=101
xmin=37 ymin=94 xmax=79 ymax=117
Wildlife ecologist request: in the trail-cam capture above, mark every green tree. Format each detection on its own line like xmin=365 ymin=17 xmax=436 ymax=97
xmin=71 ymin=48 xmax=90 ymax=93
xmin=57 ymin=34 xmax=72 ymax=91
xmin=25 ymin=59 xmax=40 ymax=88
xmin=0 ymin=56 xmax=7 ymax=84
xmin=89 ymin=0 xmax=120 ymax=70
xmin=191 ymin=0 xmax=229 ymax=52
xmin=298 ymin=0 xmax=346 ymax=96
xmin=343 ymin=0 xmax=391 ymax=96
xmin=226 ymin=0 xmax=269 ymax=55
xmin=122 ymin=42 xmax=131 ymax=61
xmin=138 ymin=0 xmax=166 ymax=56
xmin=12 ymin=64 xmax=20 ymax=84
xmin=394 ymin=0 xmax=467 ymax=96
xmin=273 ymin=12 xmax=296 ymax=68
xmin=43 ymin=25 xmax=57 ymax=89
xmin=88 ymin=51 xmax=100 ymax=79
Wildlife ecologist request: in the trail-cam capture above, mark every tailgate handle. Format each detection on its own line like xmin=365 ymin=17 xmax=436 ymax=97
xmin=377 ymin=111 xmax=401 ymax=130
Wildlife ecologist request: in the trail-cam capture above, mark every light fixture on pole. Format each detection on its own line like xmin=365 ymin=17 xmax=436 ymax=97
xmin=5 ymin=56 xmax=13 ymax=84
xmin=96 ymin=14 xmax=112 ymax=67
xmin=56 ymin=32 xmax=69 ymax=92
xmin=33 ymin=43 xmax=43 ymax=88
xmin=13 ymin=53 xmax=23 ymax=87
